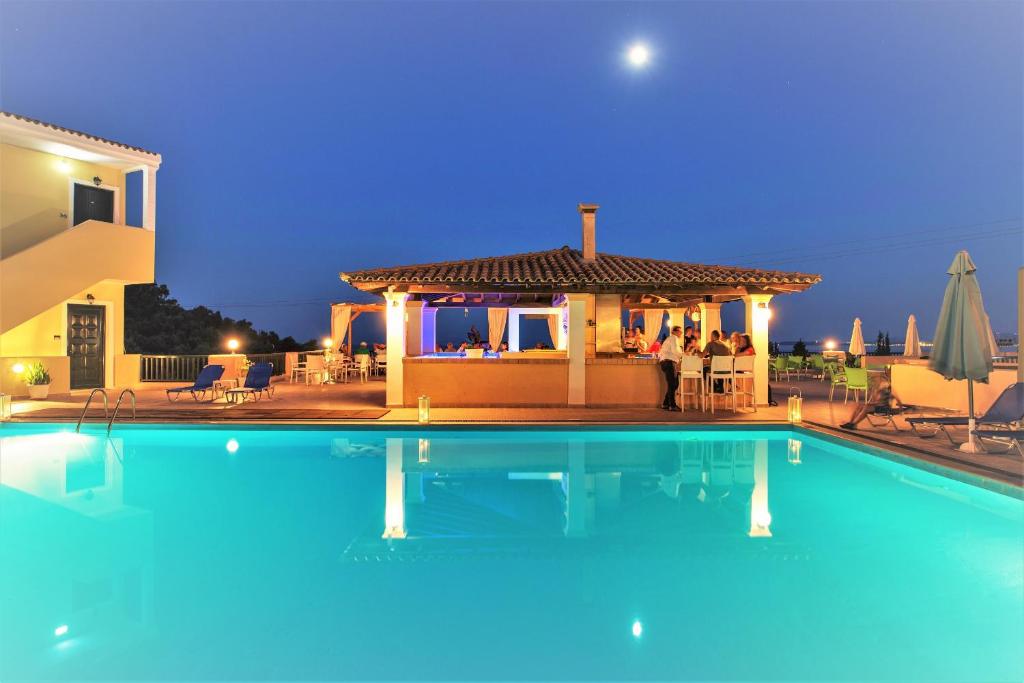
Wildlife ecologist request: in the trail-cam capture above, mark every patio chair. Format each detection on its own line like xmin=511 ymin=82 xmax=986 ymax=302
xmin=771 ymin=356 xmax=789 ymax=382
xmin=971 ymin=429 xmax=1024 ymax=457
xmin=679 ymin=355 xmax=705 ymax=411
xmin=786 ymin=355 xmax=805 ymax=378
xmin=304 ymin=355 xmax=325 ymax=385
xmin=842 ymin=367 xmax=868 ymax=404
xmin=355 ymin=354 xmax=370 ymax=383
xmin=707 ymin=355 xmax=736 ymax=414
xmin=826 ymin=364 xmax=846 ymax=402
xmin=166 ymin=364 xmax=225 ymax=402
xmin=225 ymin=363 xmax=275 ymax=403
xmin=809 ymin=355 xmax=826 ymax=380
xmin=733 ymin=355 xmax=756 ymax=412
xmin=908 ymin=383 xmax=1023 ymax=445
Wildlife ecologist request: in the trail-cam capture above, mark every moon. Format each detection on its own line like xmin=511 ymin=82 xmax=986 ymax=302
xmin=626 ymin=43 xmax=651 ymax=68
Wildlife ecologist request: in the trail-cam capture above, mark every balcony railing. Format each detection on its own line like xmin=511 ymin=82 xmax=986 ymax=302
xmin=140 ymin=354 xmax=209 ymax=382
xmin=140 ymin=352 xmax=288 ymax=382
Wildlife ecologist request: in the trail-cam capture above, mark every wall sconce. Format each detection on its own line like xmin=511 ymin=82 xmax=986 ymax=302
xmin=418 ymin=438 xmax=431 ymax=463
xmin=57 ymin=158 xmax=71 ymax=173
xmin=758 ymin=301 xmax=773 ymax=322
xmin=586 ymin=319 xmax=596 ymax=327
xmin=787 ymin=437 xmax=803 ymax=464
xmin=0 ymin=393 xmax=11 ymax=420
xmin=690 ymin=310 xmax=701 ymax=323
xmin=86 ymin=293 xmax=95 ymax=304
xmin=418 ymin=395 xmax=431 ymax=424
xmin=787 ymin=387 xmax=803 ymax=423
xmin=92 ymin=176 xmax=103 ymax=186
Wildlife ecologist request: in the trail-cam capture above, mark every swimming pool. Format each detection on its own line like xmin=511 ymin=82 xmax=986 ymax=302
xmin=1 ymin=424 xmax=1021 ymax=681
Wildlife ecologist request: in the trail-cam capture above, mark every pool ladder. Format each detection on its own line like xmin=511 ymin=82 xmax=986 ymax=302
xmin=75 ymin=388 xmax=136 ymax=434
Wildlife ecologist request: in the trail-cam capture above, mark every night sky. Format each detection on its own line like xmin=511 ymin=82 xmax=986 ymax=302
xmin=2 ymin=1 xmax=1021 ymax=347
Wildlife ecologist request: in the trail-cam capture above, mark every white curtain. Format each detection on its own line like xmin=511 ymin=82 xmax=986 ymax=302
xmin=643 ymin=310 xmax=665 ymax=346
xmin=547 ymin=314 xmax=559 ymax=348
xmin=488 ymin=308 xmax=508 ymax=349
xmin=331 ymin=304 xmax=351 ymax=351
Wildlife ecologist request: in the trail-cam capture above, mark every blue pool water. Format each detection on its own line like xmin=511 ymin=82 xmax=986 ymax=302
xmin=1 ymin=424 xmax=1021 ymax=681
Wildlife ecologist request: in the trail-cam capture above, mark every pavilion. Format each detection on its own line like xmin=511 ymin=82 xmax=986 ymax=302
xmin=340 ymin=204 xmax=821 ymax=408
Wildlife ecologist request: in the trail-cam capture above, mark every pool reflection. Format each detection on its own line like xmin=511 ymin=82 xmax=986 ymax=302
xmin=374 ymin=436 xmax=774 ymax=549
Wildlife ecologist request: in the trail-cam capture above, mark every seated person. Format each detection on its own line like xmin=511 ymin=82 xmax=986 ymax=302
xmin=729 ymin=332 xmax=743 ymax=353
xmin=633 ymin=326 xmax=649 ymax=352
xmin=702 ymin=330 xmax=731 ymax=357
xmin=498 ymin=342 xmax=509 ymax=352
xmin=623 ymin=329 xmax=638 ymax=352
xmin=444 ymin=342 xmax=456 ymax=352
xmin=841 ymin=376 xmax=904 ymax=430
xmin=734 ymin=334 xmax=755 ymax=356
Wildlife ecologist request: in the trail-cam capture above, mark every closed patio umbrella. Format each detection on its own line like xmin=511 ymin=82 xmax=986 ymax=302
xmin=984 ymin=313 xmax=1000 ymax=359
xmin=928 ymin=250 xmax=994 ymax=453
xmin=903 ymin=314 xmax=922 ymax=358
xmin=849 ymin=318 xmax=866 ymax=367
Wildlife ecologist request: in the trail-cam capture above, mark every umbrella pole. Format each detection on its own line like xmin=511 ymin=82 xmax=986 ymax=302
xmin=960 ymin=378 xmax=979 ymax=453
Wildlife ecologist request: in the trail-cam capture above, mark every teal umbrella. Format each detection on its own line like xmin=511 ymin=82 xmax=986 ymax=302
xmin=928 ymin=250 xmax=994 ymax=452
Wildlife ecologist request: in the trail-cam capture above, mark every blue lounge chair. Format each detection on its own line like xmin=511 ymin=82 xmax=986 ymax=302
xmin=225 ymin=363 xmax=275 ymax=403
xmin=908 ymin=383 xmax=1023 ymax=444
xmin=166 ymin=364 xmax=225 ymax=402
xmin=971 ymin=429 xmax=1024 ymax=457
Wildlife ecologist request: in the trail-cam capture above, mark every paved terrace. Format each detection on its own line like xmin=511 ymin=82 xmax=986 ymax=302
xmin=7 ymin=375 xmax=1021 ymax=487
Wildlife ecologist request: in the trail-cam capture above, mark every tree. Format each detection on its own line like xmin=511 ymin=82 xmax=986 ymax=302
xmin=792 ymin=338 xmax=808 ymax=357
xmin=124 ymin=283 xmax=318 ymax=354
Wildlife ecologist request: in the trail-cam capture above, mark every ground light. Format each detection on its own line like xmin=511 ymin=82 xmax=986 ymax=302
xmin=631 ymin=620 xmax=643 ymax=638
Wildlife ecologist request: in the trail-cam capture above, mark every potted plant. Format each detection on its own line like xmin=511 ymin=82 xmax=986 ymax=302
xmin=24 ymin=362 xmax=51 ymax=400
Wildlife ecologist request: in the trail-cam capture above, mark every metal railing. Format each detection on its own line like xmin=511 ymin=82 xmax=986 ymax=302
xmin=108 ymin=389 xmax=136 ymax=434
xmin=246 ymin=353 xmax=287 ymax=376
xmin=140 ymin=354 xmax=209 ymax=382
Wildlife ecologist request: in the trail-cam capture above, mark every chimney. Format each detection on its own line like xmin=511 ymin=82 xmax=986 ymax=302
xmin=577 ymin=203 xmax=599 ymax=261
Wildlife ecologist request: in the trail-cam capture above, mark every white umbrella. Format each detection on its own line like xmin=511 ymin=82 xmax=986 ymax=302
xmin=903 ymin=314 xmax=921 ymax=358
xmin=849 ymin=318 xmax=866 ymax=367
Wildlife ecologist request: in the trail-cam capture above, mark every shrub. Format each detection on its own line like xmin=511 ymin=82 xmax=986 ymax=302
xmin=23 ymin=362 xmax=51 ymax=386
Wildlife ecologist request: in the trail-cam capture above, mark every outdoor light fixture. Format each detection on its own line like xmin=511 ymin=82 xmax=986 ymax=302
xmin=824 ymin=339 xmax=837 ymax=351
xmin=86 ymin=293 xmax=95 ymax=304
xmin=758 ymin=302 xmax=773 ymax=321
xmin=54 ymin=624 xmax=69 ymax=638
xmin=787 ymin=387 xmax=803 ymax=423
xmin=418 ymin=395 xmax=431 ymax=424
xmin=0 ymin=393 xmax=11 ymax=421
xmin=787 ymin=437 xmax=803 ymax=465
xmin=322 ymin=337 xmax=333 ymax=349
xmin=92 ymin=176 xmax=102 ymax=186
xmin=11 ymin=362 xmax=25 ymax=375
xmin=56 ymin=158 xmax=71 ymax=173
xmin=626 ymin=43 xmax=651 ymax=68
xmin=226 ymin=338 xmax=240 ymax=353
xmin=418 ymin=438 xmax=431 ymax=463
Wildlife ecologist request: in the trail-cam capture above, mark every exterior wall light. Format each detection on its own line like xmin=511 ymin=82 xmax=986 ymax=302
xmin=322 ymin=337 xmax=333 ymax=349
xmin=92 ymin=176 xmax=103 ymax=186
xmin=57 ymin=158 xmax=71 ymax=173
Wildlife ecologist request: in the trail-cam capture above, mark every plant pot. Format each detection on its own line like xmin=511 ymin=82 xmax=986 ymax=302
xmin=27 ymin=383 xmax=50 ymax=400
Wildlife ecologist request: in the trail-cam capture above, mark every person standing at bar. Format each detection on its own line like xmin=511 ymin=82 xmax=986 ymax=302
xmin=658 ymin=325 xmax=685 ymax=411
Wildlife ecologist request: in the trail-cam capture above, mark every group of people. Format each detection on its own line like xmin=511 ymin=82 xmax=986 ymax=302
xmin=655 ymin=326 xmax=759 ymax=411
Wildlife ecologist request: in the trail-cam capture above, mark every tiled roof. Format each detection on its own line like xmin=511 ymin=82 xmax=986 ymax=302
xmin=341 ymin=246 xmax=821 ymax=291
xmin=0 ymin=111 xmax=160 ymax=157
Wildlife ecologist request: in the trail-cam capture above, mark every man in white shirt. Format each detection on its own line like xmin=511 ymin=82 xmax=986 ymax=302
xmin=658 ymin=325 xmax=685 ymax=411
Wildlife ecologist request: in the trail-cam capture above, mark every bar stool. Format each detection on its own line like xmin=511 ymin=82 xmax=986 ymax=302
xmin=707 ymin=356 xmax=736 ymax=414
xmin=733 ymin=355 xmax=756 ymax=412
xmin=679 ymin=355 xmax=706 ymax=411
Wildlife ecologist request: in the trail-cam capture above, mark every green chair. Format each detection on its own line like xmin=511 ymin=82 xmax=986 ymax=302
xmin=827 ymin=364 xmax=846 ymax=401
xmin=786 ymin=355 xmax=805 ymax=378
xmin=842 ymin=367 xmax=869 ymax=404
xmin=809 ymin=355 xmax=826 ymax=380
xmin=771 ymin=355 xmax=789 ymax=381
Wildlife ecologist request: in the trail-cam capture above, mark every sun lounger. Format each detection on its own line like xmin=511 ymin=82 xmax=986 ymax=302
xmin=971 ymin=429 xmax=1024 ymax=457
xmin=907 ymin=383 xmax=1023 ymax=444
xmin=166 ymin=364 xmax=225 ymax=402
xmin=225 ymin=363 xmax=275 ymax=403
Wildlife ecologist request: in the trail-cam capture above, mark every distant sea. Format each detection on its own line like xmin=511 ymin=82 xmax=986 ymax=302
xmin=777 ymin=336 xmax=1018 ymax=354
